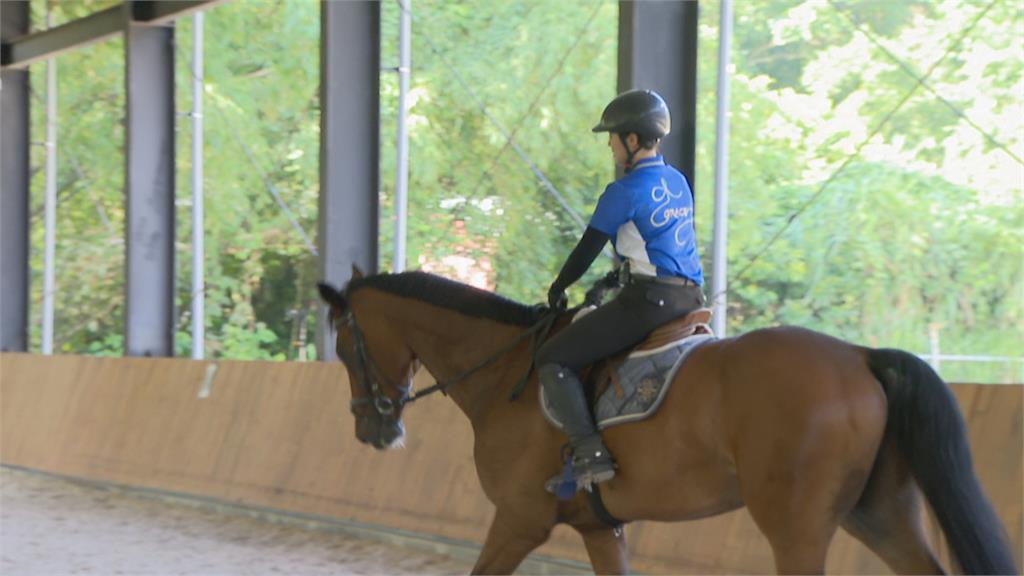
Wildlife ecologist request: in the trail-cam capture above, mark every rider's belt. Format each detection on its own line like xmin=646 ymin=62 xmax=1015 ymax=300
xmin=627 ymin=273 xmax=698 ymax=287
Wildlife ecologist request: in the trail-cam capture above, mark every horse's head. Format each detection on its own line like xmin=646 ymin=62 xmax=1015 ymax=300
xmin=317 ymin=265 xmax=419 ymax=450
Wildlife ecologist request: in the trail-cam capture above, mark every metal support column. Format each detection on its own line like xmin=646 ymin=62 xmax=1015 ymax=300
xmin=711 ymin=0 xmax=733 ymax=337
xmin=1 ymin=0 xmax=30 ymax=352
xmin=41 ymin=25 xmax=57 ymax=355
xmin=393 ymin=0 xmax=411 ymax=273
xmin=618 ymin=0 xmax=699 ymax=189
xmin=317 ymin=0 xmax=380 ymax=361
xmin=191 ymin=12 xmax=205 ymax=359
xmin=124 ymin=11 xmax=175 ymax=356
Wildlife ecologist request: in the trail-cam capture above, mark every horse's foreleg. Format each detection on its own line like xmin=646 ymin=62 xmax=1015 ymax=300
xmin=577 ymin=525 xmax=630 ymax=575
xmin=471 ymin=508 xmax=553 ymax=575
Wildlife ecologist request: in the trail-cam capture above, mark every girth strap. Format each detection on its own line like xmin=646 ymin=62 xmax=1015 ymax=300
xmin=587 ymin=485 xmax=625 ymax=532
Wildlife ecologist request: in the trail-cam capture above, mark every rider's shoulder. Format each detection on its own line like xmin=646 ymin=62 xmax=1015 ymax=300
xmin=602 ymin=179 xmax=632 ymax=197
xmin=614 ymin=168 xmax=659 ymax=189
xmin=646 ymin=163 xmax=690 ymax=190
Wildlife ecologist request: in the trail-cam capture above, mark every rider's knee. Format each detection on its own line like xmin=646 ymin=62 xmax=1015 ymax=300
xmin=538 ymin=363 xmax=573 ymax=388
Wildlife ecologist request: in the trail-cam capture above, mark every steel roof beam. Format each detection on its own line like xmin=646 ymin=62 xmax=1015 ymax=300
xmin=2 ymin=6 xmax=121 ymax=70
xmin=1 ymin=1 xmax=225 ymax=70
xmin=131 ymin=0 xmax=226 ymax=25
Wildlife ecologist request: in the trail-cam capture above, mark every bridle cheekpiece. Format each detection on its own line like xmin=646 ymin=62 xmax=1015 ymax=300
xmin=339 ymin=309 xmax=410 ymax=425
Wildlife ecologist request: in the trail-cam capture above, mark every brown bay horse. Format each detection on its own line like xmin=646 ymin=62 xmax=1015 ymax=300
xmin=318 ymin=267 xmax=1015 ymax=575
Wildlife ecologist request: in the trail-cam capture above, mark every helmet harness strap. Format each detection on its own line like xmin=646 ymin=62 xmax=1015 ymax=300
xmin=619 ymin=132 xmax=639 ymax=171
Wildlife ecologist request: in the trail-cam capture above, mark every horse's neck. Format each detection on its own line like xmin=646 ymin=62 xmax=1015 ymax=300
xmin=375 ymin=294 xmax=529 ymax=421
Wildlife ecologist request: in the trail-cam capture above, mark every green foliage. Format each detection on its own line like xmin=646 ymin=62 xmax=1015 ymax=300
xmin=697 ymin=0 xmax=1023 ymax=382
xmin=28 ymin=32 xmax=125 ymax=356
xmin=27 ymin=0 xmax=1021 ymax=382
xmin=378 ymin=0 xmax=618 ymax=302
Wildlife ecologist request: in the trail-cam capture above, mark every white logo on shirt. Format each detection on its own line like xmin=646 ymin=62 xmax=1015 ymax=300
xmin=650 ymin=178 xmax=691 ymax=227
xmin=650 ymin=178 xmax=693 ymax=246
xmin=674 ymin=221 xmax=692 ymax=247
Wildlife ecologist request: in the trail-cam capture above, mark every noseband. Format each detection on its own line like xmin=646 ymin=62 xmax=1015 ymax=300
xmin=341 ymin=310 xmax=410 ymax=427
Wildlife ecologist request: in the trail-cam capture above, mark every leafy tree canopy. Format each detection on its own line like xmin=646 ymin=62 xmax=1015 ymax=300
xmin=26 ymin=0 xmax=1022 ymax=382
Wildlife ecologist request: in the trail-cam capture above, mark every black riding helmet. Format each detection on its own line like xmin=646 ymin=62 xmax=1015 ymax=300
xmin=592 ymin=89 xmax=671 ymax=139
xmin=592 ymin=89 xmax=671 ymax=169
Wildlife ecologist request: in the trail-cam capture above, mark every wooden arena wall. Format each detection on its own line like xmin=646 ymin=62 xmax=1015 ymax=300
xmin=1 ymin=353 xmax=1020 ymax=573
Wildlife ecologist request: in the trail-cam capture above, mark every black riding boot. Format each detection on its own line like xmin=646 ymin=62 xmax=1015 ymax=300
xmin=539 ymin=363 xmax=616 ymax=495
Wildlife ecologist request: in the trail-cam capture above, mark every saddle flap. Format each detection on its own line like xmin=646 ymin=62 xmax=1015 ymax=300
xmin=587 ymin=308 xmax=713 ymax=404
xmin=540 ymin=332 xmax=716 ymax=433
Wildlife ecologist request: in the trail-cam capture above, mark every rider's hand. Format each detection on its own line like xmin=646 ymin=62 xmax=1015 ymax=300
xmin=547 ymin=285 xmax=568 ymax=310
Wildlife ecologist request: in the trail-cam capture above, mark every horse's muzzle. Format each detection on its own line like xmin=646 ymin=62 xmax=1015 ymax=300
xmin=355 ymin=414 xmax=404 ymax=450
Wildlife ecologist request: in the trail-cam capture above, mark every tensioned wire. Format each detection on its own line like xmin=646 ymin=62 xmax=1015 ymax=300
xmin=829 ymin=0 xmax=1022 ymax=167
xmin=182 ymin=2 xmax=1021 ymax=380
xmin=712 ymin=0 xmax=1000 ymax=303
xmin=26 ymin=50 xmax=123 ymax=350
xmin=179 ymin=3 xmax=1006 ymax=304
xmin=175 ymin=35 xmax=319 ymax=258
xmin=395 ymin=0 xmax=616 ymax=263
xmin=456 ymin=1 xmax=607 ymax=213
xmin=27 ymin=86 xmax=114 ymax=234
xmin=395 ymin=0 xmax=601 ymax=232
xmin=179 ymin=2 xmax=605 ymax=260
xmin=174 ymin=27 xmax=320 ymax=358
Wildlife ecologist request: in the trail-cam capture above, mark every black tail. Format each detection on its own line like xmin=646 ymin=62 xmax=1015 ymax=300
xmin=868 ymin=348 xmax=1017 ymax=575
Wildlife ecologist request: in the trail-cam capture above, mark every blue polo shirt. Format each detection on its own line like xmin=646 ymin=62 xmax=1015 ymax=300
xmin=588 ymin=156 xmax=703 ymax=284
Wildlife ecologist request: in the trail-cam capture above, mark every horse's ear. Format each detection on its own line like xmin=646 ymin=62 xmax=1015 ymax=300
xmin=351 ymin=264 xmax=364 ymax=280
xmin=317 ymin=282 xmax=347 ymax=310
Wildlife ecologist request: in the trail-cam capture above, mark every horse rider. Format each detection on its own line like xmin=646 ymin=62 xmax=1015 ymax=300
xmin=537 ymin=89 xmax=706 ymax=494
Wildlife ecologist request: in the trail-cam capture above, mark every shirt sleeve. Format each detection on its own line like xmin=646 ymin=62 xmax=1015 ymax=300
xmin=550 ymin=226 xmax=610 ymax=293
xmin=588 ymin=182 xmax=634 ymax=236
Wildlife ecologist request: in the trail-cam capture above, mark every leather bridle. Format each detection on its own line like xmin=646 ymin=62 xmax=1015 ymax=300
xmin=335 ymin=303 xmax=561 ymax=436
xmin=340 ymin=310 xmax=410 ymax=430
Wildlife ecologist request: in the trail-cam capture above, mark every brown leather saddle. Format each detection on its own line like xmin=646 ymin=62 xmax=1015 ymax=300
xmin=585 ymin=308 xmax=714 ymax=403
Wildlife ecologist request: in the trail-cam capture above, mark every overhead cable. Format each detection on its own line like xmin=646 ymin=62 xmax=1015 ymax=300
xmin=395 ymin=0 xmax=590 ymax=231
xmin=716 ymin=0 xmax=999 ymax=301
xmin=830 ymin=0 xmax=1022 ymax=166
xmin=176 ymin=42 xmax=320 ymax=258
xmin=463 ymin=2 xmax=605 ymax=210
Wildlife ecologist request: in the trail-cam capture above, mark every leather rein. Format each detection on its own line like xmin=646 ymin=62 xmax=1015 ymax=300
xmin=341 ymin=306 xmax=561 ymax=422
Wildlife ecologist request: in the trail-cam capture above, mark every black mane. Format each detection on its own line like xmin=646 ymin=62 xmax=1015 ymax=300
xmin=346 ymin=271 xmax=543 ymax=327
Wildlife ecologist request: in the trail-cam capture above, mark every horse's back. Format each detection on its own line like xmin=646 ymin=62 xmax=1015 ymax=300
xmin=659 ymin=325 xmax=884 ymax=453
xmin=713 ymin=325 xmax=887 ymax=456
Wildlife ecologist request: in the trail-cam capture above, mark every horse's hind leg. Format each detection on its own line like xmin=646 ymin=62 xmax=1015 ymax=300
xmin=843 ymin=500 xmax=944 ymax=575
xmin=761 ymin=526 xmax=835 ymax=574
xmin=841 ymin=441 xmax=944 ymax=574
xmin=743 ymin=476 xmax=840 ymax=574
xmin=471 ymin=508 xmax=553 ymax=575
xmin=738 ymin=401 xmax=879 ymax=572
